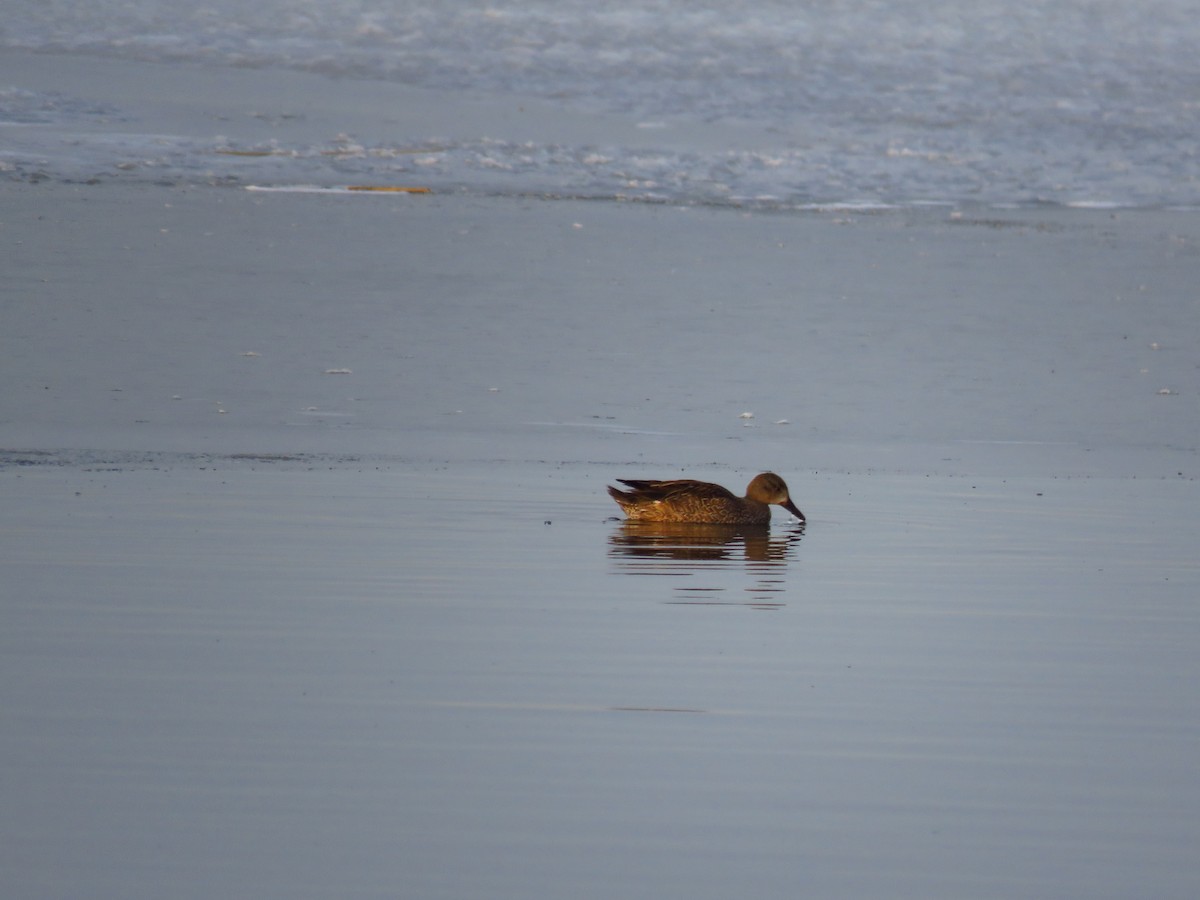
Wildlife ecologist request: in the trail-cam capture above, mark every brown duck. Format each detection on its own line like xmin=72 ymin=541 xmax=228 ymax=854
xmin=608 ymin=472 xmax=805 ymax=525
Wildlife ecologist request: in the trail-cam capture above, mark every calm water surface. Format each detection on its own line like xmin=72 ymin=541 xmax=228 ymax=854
xmin=3 ymin=458 xmax=1197 ymax=898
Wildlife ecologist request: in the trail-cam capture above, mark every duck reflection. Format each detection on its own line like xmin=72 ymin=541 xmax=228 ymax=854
xmin=608 ymin=521 xmax=804 ymax=608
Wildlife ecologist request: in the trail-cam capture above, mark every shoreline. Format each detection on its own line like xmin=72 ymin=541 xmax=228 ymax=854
xmin=4 ymin=48 xmax=1195 ymax=210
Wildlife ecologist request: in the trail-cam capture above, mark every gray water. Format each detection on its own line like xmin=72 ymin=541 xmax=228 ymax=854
xmin=3 ymin=185 xmax=1200 ymax=898
xmin=3 ymin=6 xmax=1200 ymax=895
xmin=4 ymin=457 xmax=1198 ymax=900
xmin=3 ymin=0 xmax=1199 ymax=206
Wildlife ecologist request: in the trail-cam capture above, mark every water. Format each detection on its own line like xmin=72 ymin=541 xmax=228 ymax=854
xmin=3 ymin=185 xmax=1199 ymax=896
xmin=4 ymin=7 xmax=1200 ymax=894
xmin=3 ymin=0 xmax=1199 ymax=207
xmin=3 ymin=458 xmax=1198 ymax=898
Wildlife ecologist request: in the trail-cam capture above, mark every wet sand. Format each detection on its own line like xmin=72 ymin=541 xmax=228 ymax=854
xmin=4 ymin=178 xmax=1200 ymax=896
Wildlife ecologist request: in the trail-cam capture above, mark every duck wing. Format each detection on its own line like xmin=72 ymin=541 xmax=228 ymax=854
xmin=615 ymin=479 xmax=738 ymax=502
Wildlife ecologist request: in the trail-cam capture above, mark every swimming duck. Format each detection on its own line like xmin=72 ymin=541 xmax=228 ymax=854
xmin=607 ymin=472 xmax=805 ymax=525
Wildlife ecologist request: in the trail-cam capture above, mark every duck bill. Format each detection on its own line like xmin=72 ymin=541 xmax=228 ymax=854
xmin=781 ymin=500 xmax=806 ymax=522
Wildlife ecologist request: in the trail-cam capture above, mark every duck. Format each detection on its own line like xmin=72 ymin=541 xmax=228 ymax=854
xmin=607 ymin=472 xmax=805 ymax=525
